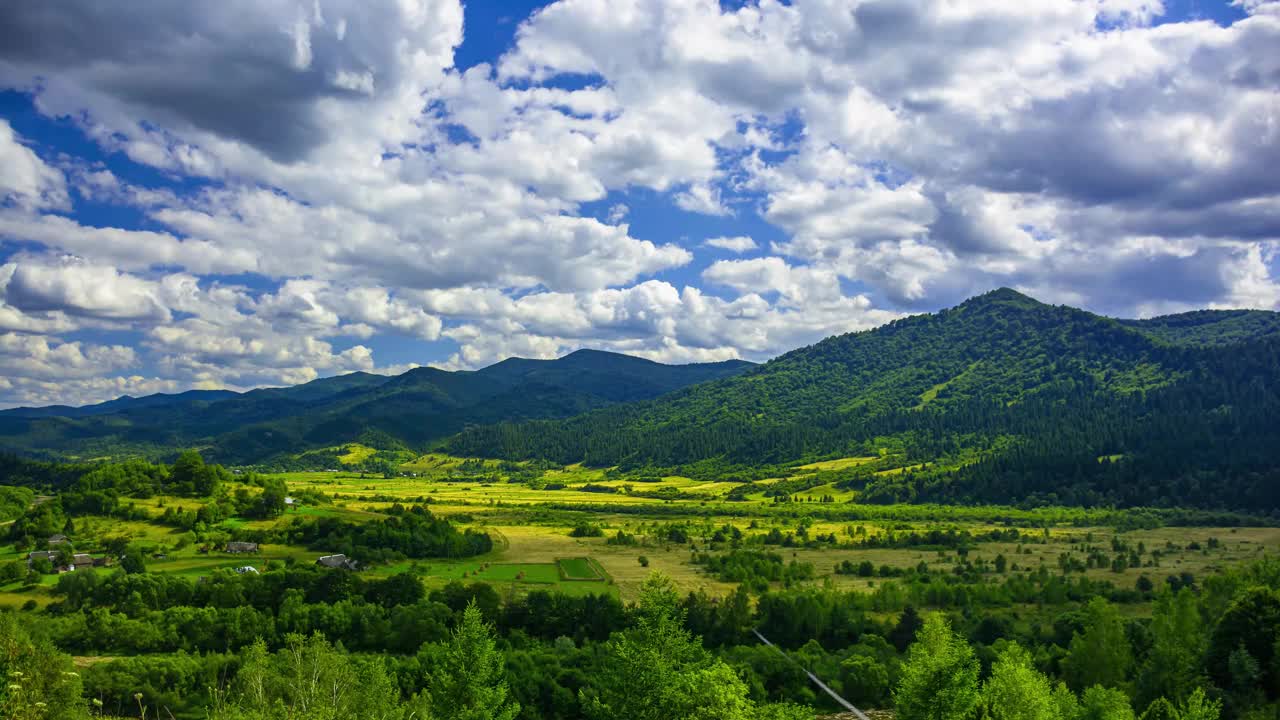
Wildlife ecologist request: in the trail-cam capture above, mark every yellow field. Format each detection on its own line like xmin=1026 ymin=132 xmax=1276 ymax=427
xmin=796 ymin=456 xmax=879 ymax=471
xmin=282 ymin=470 xmax=723 ymax=507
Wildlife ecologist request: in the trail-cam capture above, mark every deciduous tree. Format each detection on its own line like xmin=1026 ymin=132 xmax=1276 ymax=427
xmin=894 ymin=614 xmax=979 ymax=720
xmin=1063 ymin=599 xmax=1133 ymax=691
xmin=980 ymin=642 xmax=1056 ymax=720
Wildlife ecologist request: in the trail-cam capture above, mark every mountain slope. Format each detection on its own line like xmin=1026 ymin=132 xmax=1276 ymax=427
xmin=0 ymin=351 xmax=754 ymax=464
xmin=446 ymin=289 xmax=1280 ymax=509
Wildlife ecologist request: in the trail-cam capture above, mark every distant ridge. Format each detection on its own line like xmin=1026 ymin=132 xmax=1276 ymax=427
xmin=0 ymin=350 xmax=755 ymax=464
xmin=1 ymin=389 xmax=239 ymax=419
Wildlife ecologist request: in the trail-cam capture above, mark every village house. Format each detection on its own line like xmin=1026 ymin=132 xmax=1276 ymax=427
xmin=316 ymin=554 xmax=359 ymax=571
xmin=224 ymin=541 xmax=259 ymax=553
xmin=26 ymin=550 xmax=58 ymax=570
xmin=46 ymin=534 xmax=70 ymax=547
xmin=70 ymin=553 xmax=95 ymax=570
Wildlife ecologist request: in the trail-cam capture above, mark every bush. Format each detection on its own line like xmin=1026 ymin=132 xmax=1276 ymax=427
xmin=607 ymin=530 xmax=637 ymax=546
xmin=569 ymin=523 xmax=604 ymax=538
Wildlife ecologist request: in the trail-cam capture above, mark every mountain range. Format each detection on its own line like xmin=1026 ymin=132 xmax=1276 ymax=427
xmin=5 ymin=288 xmax=1280 ymax=509
xmin=0 ymin=350 xmax=753 ymax=465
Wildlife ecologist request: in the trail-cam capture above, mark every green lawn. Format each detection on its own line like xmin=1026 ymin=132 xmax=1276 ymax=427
xmin=368 ymin=558 xmax=562 ymax=584
xmin=476 ymin=563 xmax=563 ymax=583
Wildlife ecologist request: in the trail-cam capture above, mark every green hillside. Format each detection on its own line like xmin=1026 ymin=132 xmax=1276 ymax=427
xmin=0 ymin=351 xmax=753 ymax=465
xmin=446 ymin=289 xmax=1280 ymax=510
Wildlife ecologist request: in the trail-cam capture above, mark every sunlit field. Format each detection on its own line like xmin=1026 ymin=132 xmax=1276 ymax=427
xmin=8 ymin=453 xmax=1276 ymax=612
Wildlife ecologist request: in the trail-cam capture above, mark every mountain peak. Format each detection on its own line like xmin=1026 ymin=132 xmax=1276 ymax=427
xmin=959 ymin=287 xmax=1045 ymax=310
xmin=560 ymin=348 xmax=649 ymax=363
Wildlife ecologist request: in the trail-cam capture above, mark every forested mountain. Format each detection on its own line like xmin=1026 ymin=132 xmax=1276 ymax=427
xmin=447 ymin=289 xmax=1280 ymax=510
xmin=0 ymin=350 xmax=752 ymax=465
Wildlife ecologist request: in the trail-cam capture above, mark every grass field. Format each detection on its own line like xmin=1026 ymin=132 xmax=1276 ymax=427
xmin=557 ymin=557 xmax=605 ymax=580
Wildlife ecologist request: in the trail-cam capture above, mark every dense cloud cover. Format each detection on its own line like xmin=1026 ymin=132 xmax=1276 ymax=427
xmin=0 ymin=0 xmax=1276 ymax=407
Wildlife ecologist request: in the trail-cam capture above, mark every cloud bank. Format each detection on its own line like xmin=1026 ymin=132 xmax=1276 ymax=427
xmin=0 ymin=0 xmax=1276 ymax=407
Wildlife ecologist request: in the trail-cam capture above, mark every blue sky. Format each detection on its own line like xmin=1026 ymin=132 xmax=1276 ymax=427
xmin=0 ymin=0 xmax=1277 ymax=408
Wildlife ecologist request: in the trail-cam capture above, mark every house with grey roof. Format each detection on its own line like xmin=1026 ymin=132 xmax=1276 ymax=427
xmin=26 ymin=550 xmax=56 ymax=566
xmin=316 ymin=554 xmax=359 ymax=571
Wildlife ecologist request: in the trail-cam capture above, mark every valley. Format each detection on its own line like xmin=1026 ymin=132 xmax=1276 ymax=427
xmin=4 ymin=290 xmax=1280 ymax=720
xmin=7 ymin=450 xmax=1278 ymax=607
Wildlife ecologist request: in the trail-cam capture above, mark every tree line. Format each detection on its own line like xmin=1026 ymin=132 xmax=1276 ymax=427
xmin=9 ymin=549 xmax=1280 ymax=718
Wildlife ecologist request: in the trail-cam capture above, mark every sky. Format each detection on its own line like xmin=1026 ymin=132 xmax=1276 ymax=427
xmin=0 ymin=0 xmax=1277 ymax=409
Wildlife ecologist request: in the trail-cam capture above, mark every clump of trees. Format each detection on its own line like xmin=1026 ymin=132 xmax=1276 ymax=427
xmin=895 ymin=613 xmax=1223 ymax=720
xmin=569 ymin=522 xmax=604 ymax=537
xmin=692 ymin=549 xmax=815 ymax=590
xmin=284 ymin=504 xmax=493 ymax=561
xmin=168 ymin=450 xmax=231 ymax=497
